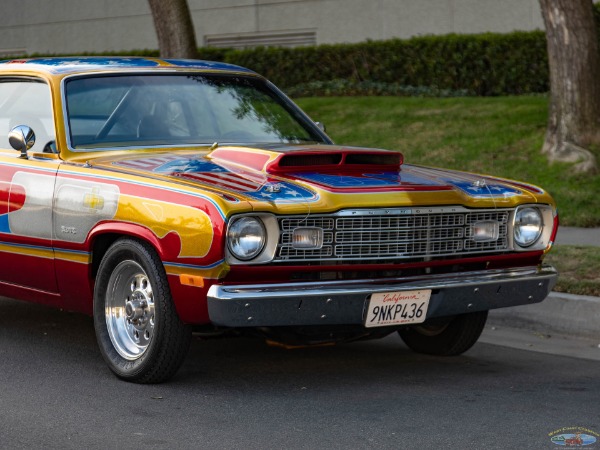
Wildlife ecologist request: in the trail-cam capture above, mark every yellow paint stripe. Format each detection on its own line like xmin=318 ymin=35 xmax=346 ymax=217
xmin=54 ymin=250 xmax=91 ymax=264
xmin=0 ymin=243 xmax=54 ymax=259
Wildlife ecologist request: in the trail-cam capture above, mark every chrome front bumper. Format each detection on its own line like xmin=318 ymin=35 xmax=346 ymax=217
xmin=207 ymin=265 xmax=558 ymax=328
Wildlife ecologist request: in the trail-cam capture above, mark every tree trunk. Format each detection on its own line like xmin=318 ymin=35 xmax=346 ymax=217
xmin=539 ymin=0 xmax=600 ymax=174
xmin=147 ymin=0 xmax=198 ymax=59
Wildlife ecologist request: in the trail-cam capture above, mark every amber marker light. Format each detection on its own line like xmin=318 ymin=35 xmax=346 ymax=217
xmin=179 ymin=274 xmax=205 ymax=288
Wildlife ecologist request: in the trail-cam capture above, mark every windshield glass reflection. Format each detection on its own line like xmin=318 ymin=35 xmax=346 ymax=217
xmin=65 ymin=74 xmax=326 ymax=149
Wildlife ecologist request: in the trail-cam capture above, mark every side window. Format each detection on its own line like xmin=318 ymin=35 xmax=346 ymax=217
xmin=0 ymin=80 xmax=56 ymax=153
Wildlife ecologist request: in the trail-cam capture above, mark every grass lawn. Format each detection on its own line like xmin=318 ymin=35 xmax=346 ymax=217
xmin=545 ymin=246 xmax=600 ymax=297
xmin=296 ymin=96 xmax=600 ymax=296
xmin=296 ymin=96 xmax=600 ymax=227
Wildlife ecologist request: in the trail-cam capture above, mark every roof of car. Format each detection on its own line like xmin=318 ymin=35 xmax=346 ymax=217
xmin=0 ymin=57 xmax=255 ymax=75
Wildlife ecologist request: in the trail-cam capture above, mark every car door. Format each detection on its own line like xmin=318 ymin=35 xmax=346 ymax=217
xmin=0 ymin=77 xmax=60 ymax=293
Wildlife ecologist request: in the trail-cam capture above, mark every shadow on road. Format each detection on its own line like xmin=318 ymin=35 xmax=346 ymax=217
xmin=0 ymin=296 xmax=515 ymax=388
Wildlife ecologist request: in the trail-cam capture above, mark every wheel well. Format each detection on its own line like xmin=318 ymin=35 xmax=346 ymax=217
xmin=91 ymin=230 xmax=165 ymax=280
xmin=91 ymin=234 xmax=120 ymax=279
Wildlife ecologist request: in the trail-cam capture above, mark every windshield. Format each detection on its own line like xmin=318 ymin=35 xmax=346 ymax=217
xmin=65 ymin=74 xmax=327 ymax=149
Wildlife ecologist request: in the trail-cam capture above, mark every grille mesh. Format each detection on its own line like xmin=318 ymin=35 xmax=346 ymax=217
xmin=275 ymin=209 xmax=510 ymax=262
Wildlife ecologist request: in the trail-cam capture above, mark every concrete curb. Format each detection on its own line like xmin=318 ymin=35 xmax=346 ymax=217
xmin=488 ymin=291 xmax=600 ymax=341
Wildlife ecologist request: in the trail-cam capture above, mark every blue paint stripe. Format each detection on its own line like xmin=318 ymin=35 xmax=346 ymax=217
xmin=164 ymin=259 xmax=225 ymax=270
xmin=0 ymin=214 xmax=9 ymax=233
xmin=54 ymin=247 xmax=89 ymax=255
xmin=0 ymin=57 xmax=254 ymax=75
xmin=0 ymin=240 xmax=54 ymax=252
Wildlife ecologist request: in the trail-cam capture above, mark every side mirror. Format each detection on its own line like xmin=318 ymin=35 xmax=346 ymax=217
xmin=9 ymin=125 xmax=36 ymax=158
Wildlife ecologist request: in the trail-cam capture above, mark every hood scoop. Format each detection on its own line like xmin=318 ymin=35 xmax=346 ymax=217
xmin=268 ymin=150 xmax=403 ymax=174
xmin=209 ymin=147 xmax=403 ymax=175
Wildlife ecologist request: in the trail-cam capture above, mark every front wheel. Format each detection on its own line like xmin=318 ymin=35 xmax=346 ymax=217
xmin=94 ymin=238 xmax=191 ymax=383
xmin=398 ymin=311 xmax=488 ymax=356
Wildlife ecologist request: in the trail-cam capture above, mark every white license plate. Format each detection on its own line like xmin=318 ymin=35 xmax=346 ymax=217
xmin=364 ymin=290 xmax=431 ymax=328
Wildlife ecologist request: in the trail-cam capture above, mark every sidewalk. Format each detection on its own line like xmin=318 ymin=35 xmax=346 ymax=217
xmin=489 ymin=226 xmax=600 ymax=341
xmin=554 ymin=226 xmax=600 ymax=246
xmin=489 ymin=292 xmax=600 ymax=340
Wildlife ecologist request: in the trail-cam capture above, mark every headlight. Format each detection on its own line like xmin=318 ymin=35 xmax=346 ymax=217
xmin=227 ymin=216 xmax=266 ymax=260
xmin=514 ymin=207 xmax=543 ymax=247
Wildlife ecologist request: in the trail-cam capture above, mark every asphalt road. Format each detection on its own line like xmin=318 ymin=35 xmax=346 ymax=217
xmin=0 ymin=297 xmax=598 ymax=450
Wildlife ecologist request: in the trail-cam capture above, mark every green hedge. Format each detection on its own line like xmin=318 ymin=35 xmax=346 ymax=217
xmin=217 ymin=32 xmax=549 ymax=96
xmin=285 ymin=79 xmax=474 ymax=98
xmin=5 ymin=33 xmax=551 ymax=96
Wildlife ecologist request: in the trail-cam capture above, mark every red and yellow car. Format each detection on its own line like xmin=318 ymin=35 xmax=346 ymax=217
xmin=0 ymin=57 xmax=558 ymax=382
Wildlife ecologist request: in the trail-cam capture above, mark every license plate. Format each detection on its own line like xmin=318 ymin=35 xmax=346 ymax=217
xmin=364 ymin=290 xmax=431 ymax=328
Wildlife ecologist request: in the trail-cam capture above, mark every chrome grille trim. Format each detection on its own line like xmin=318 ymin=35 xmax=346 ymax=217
xmin=275 ymin=207 xmax=511 ymax=262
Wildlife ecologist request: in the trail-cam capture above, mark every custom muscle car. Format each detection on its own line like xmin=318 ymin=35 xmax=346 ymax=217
xmin=0 ymin=57 xmax=558 ymax=382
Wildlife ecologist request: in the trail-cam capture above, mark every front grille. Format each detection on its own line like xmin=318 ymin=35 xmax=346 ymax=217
xmin=275 ymin=207 xmax=511 ymax=262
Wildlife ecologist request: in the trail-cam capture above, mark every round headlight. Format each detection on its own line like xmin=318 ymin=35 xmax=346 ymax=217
xmin=514 ymin=207 xmax=543 ymax=247
xmin=227 ymin=216 xmax=266 ymax=261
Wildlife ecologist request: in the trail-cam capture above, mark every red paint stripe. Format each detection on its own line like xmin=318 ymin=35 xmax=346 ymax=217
xmin=177 ymin=172 xmax=261 ymax=192
xmin=116 ymin=155 xmax=182 ymax=170
xmin=211 ymin=149 xmax=271 ymax=171
xmin=8 ymin=183 xmax=26 ymax=212
xmin=0 ymin=181 xmax=10 ymax=212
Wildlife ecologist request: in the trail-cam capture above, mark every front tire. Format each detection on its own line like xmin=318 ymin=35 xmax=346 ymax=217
xmin=94 ymin=238 xmax=191 ymax=383
xmin=398 ymin=311 xmax=488 ymax=356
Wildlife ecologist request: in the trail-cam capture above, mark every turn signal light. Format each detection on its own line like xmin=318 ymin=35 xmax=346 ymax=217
xmin=292 ymin=227 xmax=324 ymax=249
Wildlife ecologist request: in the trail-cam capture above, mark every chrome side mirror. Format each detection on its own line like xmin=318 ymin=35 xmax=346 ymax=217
xmin=9 ymin=125 xmax=36 ymax=158
xmin=315 ymin=121 xmax=326 ymax=133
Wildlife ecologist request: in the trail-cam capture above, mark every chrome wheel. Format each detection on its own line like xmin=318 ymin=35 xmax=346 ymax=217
xmin=105 ymin=260 xmax=156 ymax=360
xmin=94 ymin=238 xmax=191 ymax=383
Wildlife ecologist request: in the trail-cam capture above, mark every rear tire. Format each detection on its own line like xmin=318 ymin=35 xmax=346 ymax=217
xmin=94 ymin=238 xmax=191 ymax=383
xmin=398 ymin=311 xmax=488 ymax=356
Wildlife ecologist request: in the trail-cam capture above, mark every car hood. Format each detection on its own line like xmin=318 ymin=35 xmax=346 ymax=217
xmin=85 ymin=144 xmax=546 ymax=210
